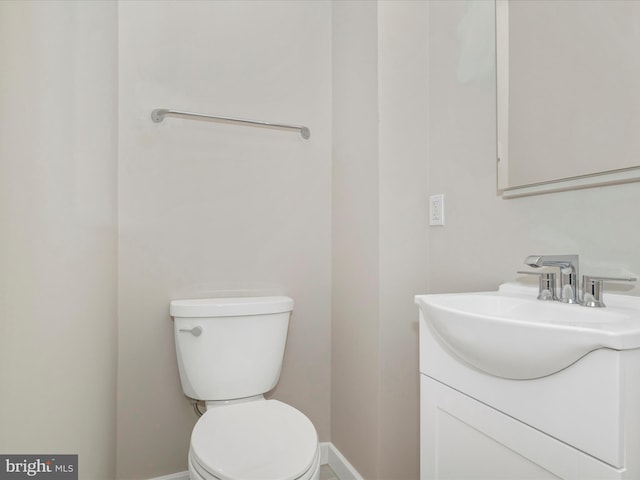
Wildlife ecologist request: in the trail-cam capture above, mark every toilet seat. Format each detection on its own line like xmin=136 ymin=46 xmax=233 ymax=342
xmin=189 ymin=399 xmax=319 ymax=480
xmin=189 ymin=448 xmax=320 ymax=480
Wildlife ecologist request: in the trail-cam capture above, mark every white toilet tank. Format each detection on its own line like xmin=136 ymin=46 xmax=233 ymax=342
xmin=170 ymin=296 xmax=293 ymax=401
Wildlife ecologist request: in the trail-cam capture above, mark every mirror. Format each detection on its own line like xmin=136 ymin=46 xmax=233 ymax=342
xmin=496 ymin=0 xmax=640 ymax=198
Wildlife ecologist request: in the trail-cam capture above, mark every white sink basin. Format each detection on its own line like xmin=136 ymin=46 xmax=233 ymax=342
xmin=415 ymin=283 xmax=640 ymax=379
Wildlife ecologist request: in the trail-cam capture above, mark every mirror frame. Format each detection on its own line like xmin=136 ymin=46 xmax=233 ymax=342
xmin=496 ymin=0 xmax=640 ymax=199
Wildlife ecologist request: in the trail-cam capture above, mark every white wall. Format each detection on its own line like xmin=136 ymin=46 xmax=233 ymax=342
xmin=0 ymin=2 xmax=118 ymax=478
xmin=117 ymin=2 xmax=332 ymax=478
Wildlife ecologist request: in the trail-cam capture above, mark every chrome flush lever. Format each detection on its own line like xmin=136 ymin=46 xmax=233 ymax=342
xmin=582 ymin=275 xmax=636 ymax=308
xmin=517 ymin=271 xmax=558 ymax=300
xmin=179 ymin=326 xmax=203 ymax=337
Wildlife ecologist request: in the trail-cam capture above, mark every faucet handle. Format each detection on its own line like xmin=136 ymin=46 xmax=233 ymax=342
xmin=517 ymin=271 xmax=558 ymax=301
xmin=582 ymin=275 xmax=637 ymax=308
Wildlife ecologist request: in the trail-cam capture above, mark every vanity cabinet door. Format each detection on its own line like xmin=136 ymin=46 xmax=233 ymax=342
xmin=420 ymin=375 xmax=622 ymax=480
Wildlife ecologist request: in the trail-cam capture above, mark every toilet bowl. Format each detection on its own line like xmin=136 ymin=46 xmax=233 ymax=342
xmin=170 ymin=296 xmax=319 ymax=480
xmin=188 ymin=399 xmax=320 ymax=480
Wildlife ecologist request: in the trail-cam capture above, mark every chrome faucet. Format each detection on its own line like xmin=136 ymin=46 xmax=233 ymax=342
xmin=524 ymin=255 xmax=580 ymax=304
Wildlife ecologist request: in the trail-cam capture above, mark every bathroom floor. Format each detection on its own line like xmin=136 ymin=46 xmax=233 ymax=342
xmin=320 ymin=464 xmax=339 ymax=480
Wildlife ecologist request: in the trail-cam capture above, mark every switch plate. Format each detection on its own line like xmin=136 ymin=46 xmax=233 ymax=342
xmin=429 ymin=194 xmax=445 ymax=226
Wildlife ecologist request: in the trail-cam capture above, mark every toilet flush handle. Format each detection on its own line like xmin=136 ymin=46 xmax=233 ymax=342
xmin=179 ymin=326 xmax=203 ymax=337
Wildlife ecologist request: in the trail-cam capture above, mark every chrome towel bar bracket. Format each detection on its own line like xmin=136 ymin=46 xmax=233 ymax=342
xmin=151 ymin=108 xmax=310 ymax=140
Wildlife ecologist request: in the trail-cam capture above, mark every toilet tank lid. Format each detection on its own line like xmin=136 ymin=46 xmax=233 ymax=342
xmin=170 ymin=296 xmax=293 ymax=318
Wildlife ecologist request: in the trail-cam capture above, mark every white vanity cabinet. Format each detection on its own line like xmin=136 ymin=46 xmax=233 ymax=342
xmin=421 ymin=376 xmax=609 ymax=479
xmin=417 ymin=289 xmax=640 ymax=480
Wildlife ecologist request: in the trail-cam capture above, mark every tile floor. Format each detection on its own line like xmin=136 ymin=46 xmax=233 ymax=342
xmin=319 ymin=464 xmax=339 ymax=480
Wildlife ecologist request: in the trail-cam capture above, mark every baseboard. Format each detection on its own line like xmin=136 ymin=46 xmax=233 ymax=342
xmin=149 ymin=442 xmax=363 ymax=480
xmin=320 ymin=442 xmax=365 ymax=480
xmin=148 ymin=472 xmax=189 ymax=480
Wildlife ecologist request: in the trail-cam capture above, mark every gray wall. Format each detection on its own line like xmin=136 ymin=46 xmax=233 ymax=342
xmin=332 ymin=3 xmax=640 ymax=479
xmin=3 ymin=2 xmax=638 ymax=479
xmin=332 ymin=2 xmax=380 ymax=478
xmin=116 ymin=2 xmax=332 ymax=478
xmin=332 ymin=2 xmax=429 ymax=479
xmin=427 ymin=0 xmax=640 ymax=296
xmin=0 ymin=2 xmax=118 ymax=478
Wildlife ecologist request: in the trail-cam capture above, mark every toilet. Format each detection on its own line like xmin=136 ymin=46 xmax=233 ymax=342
xmin=170 ymin=296 xmax=320 ymax=480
